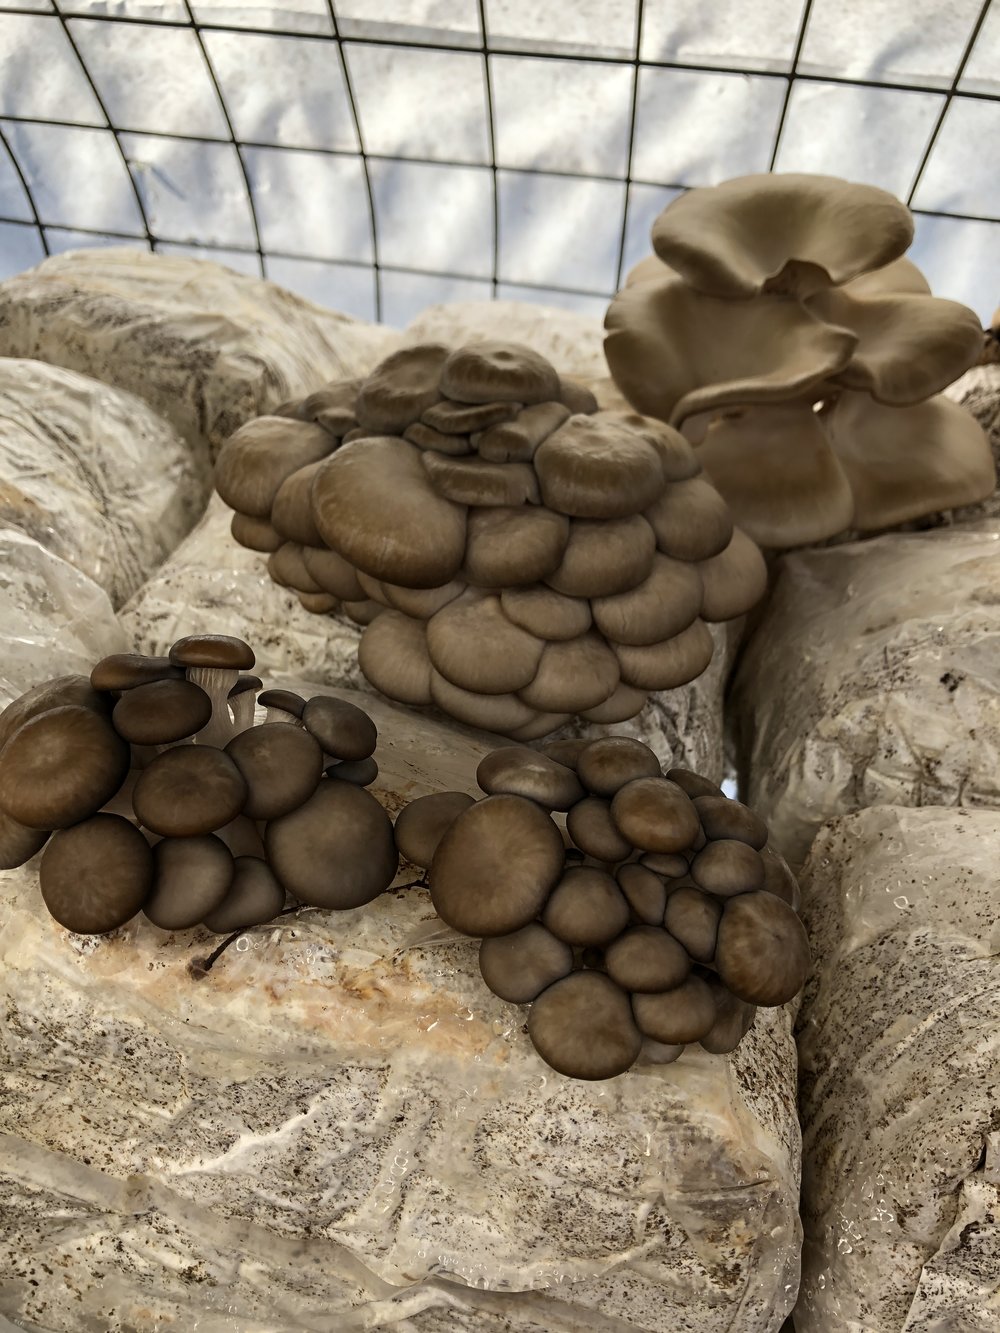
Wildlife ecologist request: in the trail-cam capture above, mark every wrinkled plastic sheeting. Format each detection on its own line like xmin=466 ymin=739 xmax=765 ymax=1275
xmin=940 ymin=364 xmax=1000 ymax=526
xmin=794 ymin=806 xmax=1000 ymax=1332
xmin=0 ymin=358 xmax=211 ymax=608
xmin=0 ymin=249 xmax=403 ymax=460
xmin=0 ymin=683 xmax=801 ymax=1333
xmin=730 ymin=521 xmax=1000 ymax=866
xmin=0 ymin=526 xmax=127 ymax=711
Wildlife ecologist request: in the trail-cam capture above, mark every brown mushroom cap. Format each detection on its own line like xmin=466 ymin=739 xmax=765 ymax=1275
xmin=112 ymin=679 xmax=213 ymax=746
xmin=265 ymin=779 xmax=398 ymax=909
xmin=0 ymin=808 xmax=49 ymax=869
xmin=518 ymin=633 xmax=621 ymax=714
xmin=132 ymin=745 xmax=248 ymax=837
xmin=169 ymin=634 xmax=255 ymax=671
xmin=405 ymin=421 xmax=473 ymax=456
xmin=580 ymin=681 xmax=648 ymax=725
xmin=632 ymin=974 xmax=717 ymax=1044
xmin=427 ymin=595 xmax=544 ymax=694
xmin=566 ymin=796 xmax=633 ymax=862
xmin=664 ymin=768 xmax=723 ymax=799
xmin=698 ymin=977 xmax=757 ymax=1054
xmin=601 ymin=410 xmax=702 ymax=481
xmin=616 ymin=861 xmax=668 ymax=925
xmin=534 ymin=414 xmax=665 ymax=519
xmin=40 ymin=813 xmax=153 ymax=934
xmin=479 ymin=923 xmax=574 ymax=1003
xmin=643 ymin=477 xmax=734 ymax=562
xmin=422 ymin=398 xmax=519 ymax=435
xmin=500 ymin=585 xmax=592 ymax=641
xmin=715 ymin=890 xmax=811 ymax=1005
xmin=527 ymin=971 xmax=642 ymax=1080
xmin=231 ymin=512 xmax=283 ymax=553
xmin=379 ymin=577 xmax=465 ymax=621
xmin=326 ymin=755 xmax=379 ymax=786
xmin=215 ymin=417 xmax=336 ymax=517
xmin=461 ymin=506 xmax=569 ymax=587
xmin=429 ymin=671 xmax=539 ymax=734
xmin=606 ymin=925 xmax=691 ymax=992
xmin=394 ymin=790 xmax=476 ymax=869
xmin=476 ymin=746 xmax=584 ymax=811
xmin=693 ymin=795 xmax=768 ymax=848
xmin=202 ymin=855 xmax=287 ymax=934
xmin=0 ymin=706 xmax=130 ymax=830
xmin=610 ymin=778 xmax=700 ymax=853
xmin=0 ymin=673 xmax=113 ymax=754
xmin=269 ymin=541 xmax=323 ymax=593
xmin=441 ymin=341 xmax=560 ymax=406
xmin=301 ymin=695 xmax=377 ymax=762
xmin=576 ymin=737 xmax=662 ymax=798
xmin=557 ymin=377 xmax=599 ymax=415
xmin=696 ymin=527 xmax=768 ymax=623
xmin=639 ymin=851 xmax=689 ymax=876
xmin=429 ymin=793 xmax=564 ymax=936
xmin=663 ymin=885 xmax=722 ymax=963
xmin=545 ymin=514 xmax=657 ymax=598
xmin=144 ymin=834 xmax=234 ymax=931
xmin=476 ymin=401 xmax=570 ymax=463
xmin=421 ymin=453 xmax=540 ymax=507
xmin=591 ymin=553 xmax=703 ymax=646
xmin=300 ymin=545 xmax=366 ymax=601
xmin=540 ymin=738 xmax=591 ymax=770
xmin=355 ymin=343 xmax=449 ymax=434
xmin=358 ymin=611 xmax=434 ymax=706
xmin=690 ymin=839 xmax=766 ymax=897
xmin=270 ymin=460 xmax=326 ymax=546
xmin=90 ymin=656 xmax=183 ymax=693
xmin=613 ymin=618 xmax=715 ymax=692
xmin=541 ymin=865 xmax=631 ymax=947
xmin=225 ymin=723 xmax=324 ymax=820
xmin=312 ymin=437 xmax=468 ymax=589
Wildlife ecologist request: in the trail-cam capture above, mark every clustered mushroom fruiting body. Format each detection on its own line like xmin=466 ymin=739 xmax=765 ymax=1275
xmin=0 ymin=636 xmax=398 ymax=935
xmin=396 ymin=737 xmax=808 ymax=1080
xmin=215 ymin=341 xmax=768 ymax=740
xmin=605 ymin=173 xmax=995 ymax=549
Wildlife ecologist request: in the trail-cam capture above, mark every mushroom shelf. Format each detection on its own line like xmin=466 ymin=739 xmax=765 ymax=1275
xmin=214 ymin=339 xmax=767 ymax=740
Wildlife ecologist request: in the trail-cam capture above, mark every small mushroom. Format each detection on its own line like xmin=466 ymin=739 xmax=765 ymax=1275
xmin=534 ymin=414 xmax=666 ymax=519
xmin=256 ymin=689 xmax=307 ymax=726
xmin=580 ymin=681 xmax=648 ymax=724
xmin=358 ymin=612 xmax=434 ymax=706
xmin=527 ymin=971 xmax=642 ymax=1079
xmin=440 ymin=341 xmax=560 ymax=406
xmin=302 ymin=695 xmax=377 ymax=762
xmin=461 ymin=506 xmax=569 ymax=587
xmin=89 ymin=656 xmax=183 ymax=693
xmin=613 ymin=619 xmax=715 ymax=691
xmin=545 ymin=514 xmax=657 ymax=598
xmin=214 ymin=416 xmax=335 ymax=517
xmin=225 ymin=723 xmax=324 ymax=820
xmin=557 ymin=377 xmax=599 ymax=415
xmin=693 ymin=795 xmax=768 ymax=848
xmin=421 ymin=453 xmax=540 ymax=507
xmin=663 ymin=885 xmax=722 ymax=963
xmin=300 ymin=545 xmax=366 ymax=601
xmin=606 ymin=925 xmax=690 ymax=993
xmin=270 ymin=460 xmax=326 ymax=546
xmin=690 ymin=839 xmax=766 ymax=897
xmin=540 ymin=739 xmax=591 ymax=770
xmin=643 ymin=477 xmax=734 ymax=562
xmin=696 ymin=528 xmax=768 ymax=622
xmin=715 ymin=890 xmax=811 ymax=1005
xmin=427 ymin=595 xmax=544 ymax=695
xmin=429 ymin=671 xmax=538 ymax=734
xmin=500 ymin=585 xmax=592 ymax=641
xmin=541 ymin=865 xmax=631 ymax=947
xmin=405 ymin=421 xmax=473 ymax=455
xmin=342 ymin=598 xmax=386 ymax=627
xmin=0 ymin=705 xmax=130 ymax=829
xmin=202 ymin=855 xmax=287 ymax=934
xmin=393 ymin=790 xmax=476 ymax=869
xmin=230 ymin=512 xmax=283 ymax=553
xmin=132 ymin=745 xmax=248 ymax=837
xmin=168 ymin=634 xmax=256 ymax=748
xmin=327 ymin=756 xmax=380 ymax=786
xmin=664 ymin=768 xmax=723 ymax=799
xmin=575 ymin=737 xmax=662 ymax=798
xmin=631 ymin=974 xmax=717 ymax=1044
xmin=112 ymin=679 xmax=213 ymax=746
xmin=143 ymin=834 xmax=234 ymax=930
xmin=698 ymin=978 xmax=756 ymax=1054
xmin=517 ymin=634 xmax=621 ymax=714
xmin=566 ymin=796 xmax=633 ymax=862
xmin=297 ymin=591 xmax=339 ymax=615
xmin=610 ymin=778 xmax=700 ymax=853
xmin=227 ymin=675 xmax=262 ymax=734
xmin=380 ymin=578 xmax=466 ymax=620
xmin=476 ymin=401 xmax=570 ymax=463
xmin=616 ymin=862 xmax=668 ymax=925
xmin=0 ymin=807 xmax=49 ymax=869
xmin=479 ymin=923 xmax=574 ymax=1003
xmin=476 ymin=746 xmax=584 ymax=811
xmin=429 ymin=793 xmax=564 ymax=936
xmin=591 ymin=553 xmax=703 ymax=646
xmin=269 ymin=542 xmax=324 ymax=593
xmin=354 ymin=343 xmax=449 ymax=434
xmin=1 ymin=676 xmax=112 ymax=758
xmin=40 ymin=813 xmax=153 ymax=934
xmin=422 ymin=399 xmax=519 ymax=434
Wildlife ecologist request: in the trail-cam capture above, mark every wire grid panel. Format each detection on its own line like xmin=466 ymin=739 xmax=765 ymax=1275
xmin=0 ymin=0 xmax=997 ymax=324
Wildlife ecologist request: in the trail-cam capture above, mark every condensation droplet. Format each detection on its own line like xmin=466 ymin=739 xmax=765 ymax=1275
xmin=235 ymin=936 xmax=250 ymax=952
xmin=837 ymin=1238 xmax=853 ymax=1254
xmin=893 ymin=895 xmax=910 ymax=909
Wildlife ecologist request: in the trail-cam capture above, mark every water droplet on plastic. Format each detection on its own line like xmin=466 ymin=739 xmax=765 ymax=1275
xmin=893 ymin=895 xmax=909 ymax=909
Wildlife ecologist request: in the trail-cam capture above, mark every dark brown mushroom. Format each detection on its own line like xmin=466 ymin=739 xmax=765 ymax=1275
xmin=39 ymin=813 xmax=153 ymax=934
xmin=1 ymin=676 xmax=112 ymax=757
xmin=169 ymin=634 xmax=256 ymax=747
xmin=132 ymin=745 xmax=248 ymax=837
xmin=302 ymin=695 xmax=377 ymax=762
xmin=715 ymin=891 xmax=811 ymax=1005
xmin=575 ymin=737 xmax=661 ymax=798
xmin=610 ymin=778 xmax=700 ymax=853
xmin=479 ymin=923 xmax=574 ymax=1003
xmin=527 ymin=971 xmax=642 ymax=1079
xmin=257 ymin=689 xmax=307 ymax=725
xmin=393 ymin=790 xmax=476 ymax=869
xmin=692 ymin=795 xmax=768 ymax=848
xmin=566 ymin=796 xmax=633 ymax=862
xmin=225 ymin=723 xmax=324 ymax=820
xmin=690 ymin=839 xmax=765 ymax=897
xmin=539 ymin=738 xmax=591 ymax=770
xmin=639 ymin=851 xmax=689 ymax=877
xmin=112 ymin=679 xmax=213 ymax=746
xmin=605 ymin=925 xmax=690 ymax=992
xmin=698 ymin=977 xmax=756 ymax=1054
xmin=476 ymin=746 xmax=584 ymax=811
xmin=326 ymin=756 xmax=379 ymax=786
xmin=541 ymin=865 xmax=631 ymax=947
xmin=202 ymin=855 xmax=287 ymax=934
xmin=89 ymin=656 xmax=183 ymax=693
xmin=0 ymin=705 xmax=130 ymax=829
xmin=0 ymin=808 xmax=49 ymax=870
xmin=663 ymin=885 xmax=722 ymax=963
xmin=631 ymin=975 xmax=717 ymax=1044
xmin=421 ymin=453 xmax=540 ymax=507
xmin=664 ymin=768 xmax=724 ymax=799
xmin=616 ymin=861 xmax=668 ymax=925
xmin=144 ymin=834 xmax=234 ymax=930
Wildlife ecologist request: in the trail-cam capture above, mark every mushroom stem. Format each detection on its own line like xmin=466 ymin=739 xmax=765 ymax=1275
xmin=229 ymin=690 xmax=258 ymax=735
xmin=185 ymin=667 xmax=239 ymax=747
xmin=188 ymin=904 xmax=317 ymax=978
xmin=264 ymin=706 xmax=303 ymax=727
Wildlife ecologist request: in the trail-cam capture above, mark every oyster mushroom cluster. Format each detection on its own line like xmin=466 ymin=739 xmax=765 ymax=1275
xmin=394 ymin=737 xmax=808 ymax=1080
xmin=605 ymin=172 xmax=995 ymax=548
xmin=0 ymin=635 xmax=398 ymax=936
xmin=216 ymin=341 xmax=767 ymax=740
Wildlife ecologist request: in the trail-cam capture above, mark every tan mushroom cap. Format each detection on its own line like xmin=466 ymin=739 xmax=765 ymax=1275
xmin=461 ymin=505 xmax=569 ymax=587
xmin=0 ymin=705 xmax=130 ymax=829
xmin=640 ymin=851 xmax=689 ymax=876
xmin=558 ymin=376 xmax=599 ymax=415
xmin=606 ymin=925 xmax=691 ymax=992
xmin=380 ymin=577 xmax=466 ymax=620
xmin=394 ymin=790 xmax=476 ymax=869
xmin=540 ymin=738 xmax=591 ymax=770
xmin=528 ymin=971 xmax=642 ymax=1080
xmin=270 ymin=542 xmax=323 ymax=593
xmin=144 ymin=834 xmax=234 ymax=931
xmin=664 ymin=886 xmax=722 ymax=964
xmin=825 ymin=390 xmax=995 ymax=530
xmin=650 ymin=173 xmax=914 ymax=301
xmin=664 ymin=767 xmax=723 ymax=799
xmin=500 ymin=585 xmax=592 ymax=641
xmin=698 ymin=977 xmax=756 ymax=1053
xmin=604 ymin=272 xmax=857 ymax=429
xmin=422 ymin=399 xmax=519 ymax=435
xmin=541 ymin=865 xmax=631 ymax=947
xmin=422 ymin=453 xmax=540 ymax=507
xmin=576 ymin=737 xmax=661 ymax=798
xmin=696 ymin=528 xmax=768 ymax=622
xmin=215 ymin=416 xmax=335 ymax=518
xmin=429 ymin=670 xmax=538 ymax=734
xmin=715 ymin=890 xmax=811 ymax=1006
xmin=610 ymin=777 xmax=700 ymax=853
xmin=613 ymin=618 xmax=714 ymax=691
xmin=616 ymin=862 xmax=668 ymax=925
xmin=579 ymin=681 xmax=648 ymax=724
xmin=842 ymin=255 xmax=931 ymax=297
xmin=298 ymin=590 xmax=339 ymax=615
xmin=358 ymin=611 xmax=433 ymax=706
xmin=270 ymin=460 xmax=326 ymax=547
xmin=355 ymin=343 xmax=449 ymax=434
xmin=231 ymin=511 xmax=283 ymax=553
xmin=545 ymin=514 xmax=657 ymax=599
xmin=441 ymin=341 xmax=560 ymax=405
xmin=566 ymin=795 xmax=633 ymax=862
xmin=405 ymin=421 xmax=473 ymax=456
xmin=312 ymin=437 xmax=468 ymax=589
xmin=355 ymin=571 xmax=406 ymax=608
xmin=643 ymin=476 xmax=734 ymax=562
xmin=429 ymin=793 xmax=564 ymax=935
xmin=40 ymin=813 xmax=153 ymax=934
xmin=632 ymin=975 xmax=717 ymax=1045
xmin=517 ymin=633 xmax=621 ymax=713
xmin=591 ymin=553 xmax=703 ymax=646
xmin=296 ymin=378 xmax=362 ymax=435
xmin=427 ymin=594 xmax=544 ymax=694
xmin=476 ymin=401 xmax=571 ymax=463
xmin=300 ymin=545 xmax=366 ymax=601
xmin=203 ymin=855 xmax=286 ymax=934
xmin=600 ymin=409 xmax=702 ymax=481
xmin=479 ymin=923 xmax=574 ymax=1004
xmin=341 ymin=598 xmax=385 ymax=626
xmin=507 ymin=712 xmax=573 ymax=742
xmin=534 ymin=414 xmax=666 ymax=519
xmin=477 ymin=746 xmax=584 ymax=811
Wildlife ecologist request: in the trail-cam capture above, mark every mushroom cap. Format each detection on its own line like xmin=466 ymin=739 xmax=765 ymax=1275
xmin=405 ymin=421 xmax=473 ymax=456
xmin=300 ymin=545 xmax=366 ymax=601
xmin=144 ymin=834 xmax=234 ymax=931
xmin=557 ymin=376 xmax=599 ymax=415
xmin=301 ymin=695 xmax=377 ymax=761
xmin=355 ymin=343 xmax=449 ymax=434
xmin=540 ymin=738 xmax=591 ymax=770
xmin=394 ymin=790 xmax=476 ymax=869
xmin=476 ymin=746 xmax=584 ymax=811
xmin=429 ymin=793 xmax=564 ymax=936
xmin=527 ymin=971 xmax=642 ymax=1080
xmin=693 ymin=795 xmax=768 ymax=848
xmin=231 ymin=511 xmax=285 ymax=553
xmin=600 ymin=410 xmax=702 ymax=481
xmin=422 ymin=398 xmax=520 ymax=435
xmin=541 ymin=865 xmax=631 ymax=947
xmin=427 ymin=595 xmax=544 ymax=695
xmin=429 ymin=671 xmax=539 ymax=734
xmin=479 ymin=923 xmax=574 ymax=1003
xmin=0 ymin=808 xmax=49 ymax=870
xmin=639 ymin=851 xmax=689 ymax=877
xmin=0 ymin=705 xmax=130 ymax=830
xmin=225 ymin=723 xmax=324 ymax=820
xmin=664 ymin=767 xmax=723 ymax=799
xmin=461 ymin=505 xmax=569 ymax=587
xmin=616 ymin=862 xmax=668 ymax=926
xmin=202 ymin=855 xmax=287 ymax=934
xmin=696 ymin=528 xmax=768 ymax=622
xmin=500 ymin=585 xmax=592 ymax=641
xmin=270 ymin=460 xmax=326 ymax=546
xmin=843 ymin=255 xmax=931 ymax=298
xmin=632 ymin=975 xmax=717 ymax=1044
xmin=663 ymin=885 xmax=722 ymax=963
xmin=534 ymin=414 xmax=666 ymax=519
xmin=297 ymin=589 xmax=339 ymax=617
xmin=421 ymin=453 xmax=540 ymax=507
xmin=517 ymin=633 xmax=621 ymax=713
xmin=358 ymin=611 xmax=434 ymax=706
xmin=311 ymin=437 xmax=468 ymax=589
xmin=610 ymin=778 xmax=700 ymax=853
xmin=613 ymin=619 xmax=715 ymax=691
xmin=1 ymin=674 xmax=112 ymax=754
xmin=715 ymin=890 xmax=811 ymax=1005
xmin=545 ymin=514 xmax=657 ymax=598
xmin=132 ymin=745 xmax=248 ymax=837
xmin=326 ymin=755 xmax=379 ymax=787
xmin=90 ymin=655 xmax=183 ymax=692
xmin=441 ymin=341 xmax=560 ymax=405
xmin=379 ymin=577 xmax=466 ymax=621
xmin=112 ymin=679 xmax=213 ymax=746
xmin=605 ymin=925 xmax=690 ymax=992
xmin=257 ymin=689 xmax=306 ymax=719
xmin=265 ymin=779 xmax=398 ymax=909
xmin=649 ymin=172 xmax=914 ymax=301
xmin=576 ymin=737 xmax=662 ymax=798
xmin=591 ymin=553 xmax=703 ymax=646
xmin=566 ymin=796 xmax=633 ymax=862
xmin=169 ymin=634 xmax=255 ymax=671
xmin=269 ymin=542 xmax=324 ymax=594
xmin=698 ymin=979 xmax=756 ymax=1054
xmin=690 ymin=838 xmax=766 ymax=898
xmin=506 ymin=712 xmax=572 ymax=742
xmin=229 ymin=674 xmax=263 ymax=700
xmin=476 ymin=401 xmax=570 ymax=463
xmin=643 ymin=477 xmax=734 ymax=562
xmin=40 ymin=813 xmax=153 ymax=934
xmin=215 ymin=417 xmax=336 ymax=518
